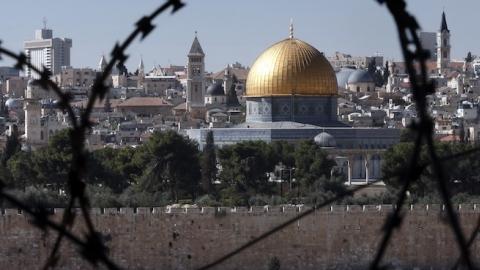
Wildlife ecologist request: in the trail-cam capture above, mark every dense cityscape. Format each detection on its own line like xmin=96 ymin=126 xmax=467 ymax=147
xmin=1 ymin=3 xmax=480 ymax=269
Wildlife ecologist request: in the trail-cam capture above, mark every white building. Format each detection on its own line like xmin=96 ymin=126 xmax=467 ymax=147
xmin=24 ymin=27 xmax=72 ymax=78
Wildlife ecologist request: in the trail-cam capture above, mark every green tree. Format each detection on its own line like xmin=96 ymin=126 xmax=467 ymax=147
xmin=2 ymin=125 xmax=21 ymax=166
xmin=294 ymin=140 xmax=335 ymax=192
xmin=89 ymin=147 xmax=144 ymax=193
xmin=139 ymin=131 xmax=201 ymax=202
xmin=217 ymin=141 xmax=274 ymax=195
xmin=226 ymin=75 xmax=240 ymax=107
xmin=6 ymin=151 xmax=36 ymax=189
xmin=382 ymin=142 xmax=480 ymax=199
xmin=33 ymin=129 xmax=72 ymax=190
xmin=200 ymin=131 xmax=216 ymax=194
xmin=383 ymin=61 xmax=390 ymax=84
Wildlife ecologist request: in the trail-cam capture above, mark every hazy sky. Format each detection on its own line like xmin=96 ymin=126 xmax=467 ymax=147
xmin=0 ymin=0 xmax=477 ymax=72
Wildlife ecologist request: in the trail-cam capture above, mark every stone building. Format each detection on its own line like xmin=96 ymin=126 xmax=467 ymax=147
xmin=54 ymin=67 xmax=96 ymax=88
xmin=346 ymin=70 xmax=376 ymax=93
xmin=115 ymin=97 xmax=173 ymax=117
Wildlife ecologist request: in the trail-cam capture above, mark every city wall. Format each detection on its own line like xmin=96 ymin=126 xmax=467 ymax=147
xmin=1 ymin=204 xmax=479 ymax=269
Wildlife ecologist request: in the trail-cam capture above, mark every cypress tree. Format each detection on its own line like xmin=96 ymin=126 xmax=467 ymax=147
xmin=200 ymin=130 xmax=216 ymax=194
xmin=226 ymin=75 xmax=240 ymax=107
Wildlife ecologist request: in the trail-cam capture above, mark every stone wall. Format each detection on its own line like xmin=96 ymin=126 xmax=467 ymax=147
xmin=0 ymin=204 xmax=479 ymax=269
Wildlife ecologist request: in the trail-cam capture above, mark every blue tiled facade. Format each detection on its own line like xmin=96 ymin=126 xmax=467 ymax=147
xmin=246 ymin=96 xmax=338 ymax=126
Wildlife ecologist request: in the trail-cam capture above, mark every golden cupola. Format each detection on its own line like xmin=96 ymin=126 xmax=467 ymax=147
xmin=246 ymin=25 xmax=337 ymax=97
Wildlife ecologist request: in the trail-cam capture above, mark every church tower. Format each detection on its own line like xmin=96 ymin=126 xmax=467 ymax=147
xmin=186 ymin=32 xmax=205 ymax=110
xmin=437 ymin=11 xmax=451 ymax=75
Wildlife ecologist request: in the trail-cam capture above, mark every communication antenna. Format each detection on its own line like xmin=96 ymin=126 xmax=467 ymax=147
xmin=289 ymin=18 xmax=294 ymax=39
xmin=42 ymin=17 xmax=47 ymax=29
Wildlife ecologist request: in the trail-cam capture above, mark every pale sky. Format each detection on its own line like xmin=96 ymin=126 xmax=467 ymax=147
xmin=0 ymin=0 xmax=477 ymax=73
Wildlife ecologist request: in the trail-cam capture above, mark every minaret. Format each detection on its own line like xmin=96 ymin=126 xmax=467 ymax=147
xmin=138 ymin=57 xmax=145 ymax=89
xmin=223 ymin=64 xmax=232 ymax=96
xmin=24 ymin=80 xmax=43 ymax=145
xmin=98 ymin=55 xmax=107 ymax=72
xmin=186 ymin=31 xmax=206 ymax=111
xmin=437 ymin=11 xmax=451 ymax=75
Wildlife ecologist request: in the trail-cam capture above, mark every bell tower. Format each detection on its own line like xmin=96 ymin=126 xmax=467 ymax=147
xmin=186 ymin=32 xmax=205 ymax=111
xmin=437 ymin=11 xmax=451 ymax=75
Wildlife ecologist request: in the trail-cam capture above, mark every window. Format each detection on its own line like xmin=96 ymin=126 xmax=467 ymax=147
xmin=356 ymin=86 xmax=360 ymax=92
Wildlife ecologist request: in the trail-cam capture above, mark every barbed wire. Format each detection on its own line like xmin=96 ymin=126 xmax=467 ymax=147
xmin=1 ymin=0 xmax=479 ymax=269
xmin=0 ymin=0 xmax=185 ymax=269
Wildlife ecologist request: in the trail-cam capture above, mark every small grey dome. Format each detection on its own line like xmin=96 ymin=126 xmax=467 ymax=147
xmin=206 ymin=83 xmax=225 ymax=96
xmin=336 ymin=68 xmax=356 ymax=88
xmin=314 ymin=132 xmax=336 ymax=148
xmin=347 ymin=70 xmax=374 ymax=84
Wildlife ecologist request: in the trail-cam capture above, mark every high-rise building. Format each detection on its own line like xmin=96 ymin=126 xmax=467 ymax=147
xmin=186 ymin=32 xmax=205 ymax=110
xmin=24 ymin=25 xmax=72 ymax=78
xmin=437 ymin=11 xmax=451 ymax=74
xmin=419 ymin=32 xmax=436 ymax=60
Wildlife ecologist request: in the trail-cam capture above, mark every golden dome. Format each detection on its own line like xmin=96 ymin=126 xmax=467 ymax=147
xmin=246 ymin=38 xmax=337 ymax=97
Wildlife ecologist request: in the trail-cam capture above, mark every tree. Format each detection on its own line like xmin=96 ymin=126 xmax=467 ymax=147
xmin=367 ymin=59 xmax=376 ymax=76
xmin=88 ymin=146 xmax=147 ymax=193
xmin=465 ymin=51 xmax=474 ymax=63
xmin=383 ymin=61 xmax=390 ymax=84
xmin=200 ymin=131 xmax=216 ymax=194
xmin=217 ymin=141 xmax=274 ymax=195
xmin=382 ymin=142 xmax=480 ymax=199
xmin=226 ymin=75 xmax=240 ymax=107
xmin=139 ymin=131 xmax=201 ymax=202
xmin=2 ymin=125 xmax=21 ymax=166
xmin=294 ymin=140 xmax=335 ymax=192
xmin=6 ymin=151 xmax=36 ymax=189
xmin=459 ymin=121 xmax=466 ymax=143
xmin=33 ymin=129 xmax=72 ymax=191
